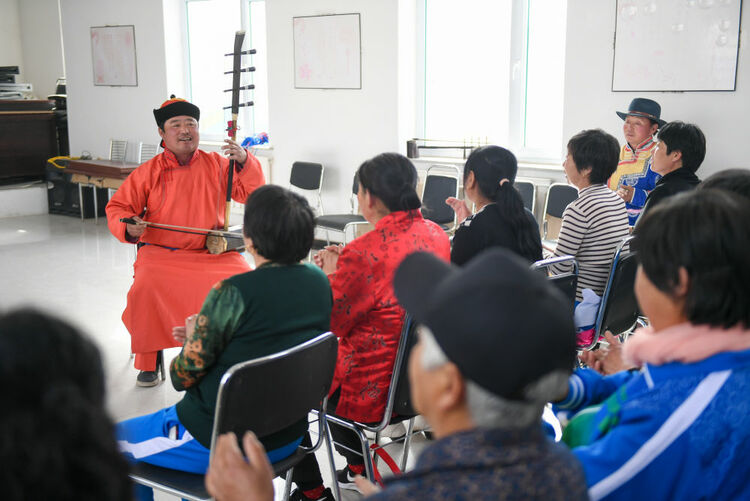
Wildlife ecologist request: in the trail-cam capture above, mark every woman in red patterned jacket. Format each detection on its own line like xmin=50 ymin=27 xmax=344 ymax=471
xmin=290 ymin=153 xmax=451 ymax=501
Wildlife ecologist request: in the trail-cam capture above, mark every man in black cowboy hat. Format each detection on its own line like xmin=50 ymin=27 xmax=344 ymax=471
xmin=608 ymin=97 xmax=667 ymax=225
xmin=105 ymin=96 xmax=265 ymax=387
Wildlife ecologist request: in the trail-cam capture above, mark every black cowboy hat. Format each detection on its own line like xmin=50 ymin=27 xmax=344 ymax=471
xmin=616 ymin=98 xmax=666 ymax=127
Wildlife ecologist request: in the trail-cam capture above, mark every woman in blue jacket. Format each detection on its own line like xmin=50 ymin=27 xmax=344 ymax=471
xmin=555 ymin=188 xmax=750 ymax=501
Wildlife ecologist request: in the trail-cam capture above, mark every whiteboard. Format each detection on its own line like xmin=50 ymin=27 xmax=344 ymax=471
xmin=293 ymin=14 xmax=361 ymax=89
xmin=90 ymin=25 xmax=138 ymax=87
xmin=612 ymin=0 xmax=742 ymax=91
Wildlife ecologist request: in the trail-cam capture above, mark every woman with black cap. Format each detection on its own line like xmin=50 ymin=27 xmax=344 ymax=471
xmin=446 ymin=145 xmax=542 ymax=265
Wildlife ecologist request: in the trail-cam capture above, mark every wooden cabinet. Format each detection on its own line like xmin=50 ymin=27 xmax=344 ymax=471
xmin=0 ymin=100 xmax=57 ymax=183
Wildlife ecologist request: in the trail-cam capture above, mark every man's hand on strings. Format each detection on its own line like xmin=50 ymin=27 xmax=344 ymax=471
xmin=126 ymin=216 xmax=147 ymax=239
xmin=222 ymin=139 xmax=248 ymax=165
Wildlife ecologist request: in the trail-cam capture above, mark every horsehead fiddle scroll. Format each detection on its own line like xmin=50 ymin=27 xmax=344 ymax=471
xmin=207 ymin=30 xmax=257 ymax=254
xmin=127 ymin=32 xmax=258 ymax=255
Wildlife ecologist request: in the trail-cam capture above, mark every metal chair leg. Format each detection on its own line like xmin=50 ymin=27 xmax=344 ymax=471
xmin=399 ymin=418 xmax=416 ymax=471
xmin=282 ymin=466 xmax=294 ymax=501
xmin=323 ymin=424 xmax=342 ymax=501
xmin=373 ymin=431 xmax=381 ymax=469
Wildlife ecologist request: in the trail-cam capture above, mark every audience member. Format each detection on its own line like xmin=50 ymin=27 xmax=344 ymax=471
xmin=609 ymin=98 xmax=666 ymax=225
xmin=700 ymin=168 xmax=750 ymax=199
xmin=580 ymin=168 xmax=750 ymax=376
xmin=550 ymin=129 xmax=629 ymax=303
xmin=637 ymin=121 xmax=704 ymax=221
xmin=0 ymin=309 xmax=131 ymax=501
xmin=445 ymin=145 xmax=542 ymax=265
xmin=117 ymin=185 xmax=333 ymax=501
xmin=206 ymin=249 xmax=588 ymax=501
xmin=555 ymin=189 xmax=750 ymax=500
xmin=300 ymin=153 xmax=450 ymax=499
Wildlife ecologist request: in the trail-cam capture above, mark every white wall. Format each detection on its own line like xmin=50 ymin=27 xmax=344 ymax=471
xmin=60 ymin=0 xmax=169 ymax=161
xmin=0 ymin=0 xmax=25 ymax=83
xmin=563 ymin=0 xmax=750 ymax=177
xmin=17 ymin=0 xmax=65 ymax=98
xmin=266 ymin=0 xmax=407 ymax=213
xmin=162 ymin=0 xmax=188 ymax=100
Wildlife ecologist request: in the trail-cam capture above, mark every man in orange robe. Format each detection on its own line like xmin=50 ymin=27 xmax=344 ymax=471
xmin=106 ymin=96 xmax=265 ymax=386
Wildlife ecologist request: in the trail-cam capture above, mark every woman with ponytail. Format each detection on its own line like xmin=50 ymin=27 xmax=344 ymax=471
xmin=0 ymin=309 xmax=131 ymax=501
xmin=446 ymin=145 xmax=542 ymax=265
xmin=300 ymin=153 xmax=449 ymax=498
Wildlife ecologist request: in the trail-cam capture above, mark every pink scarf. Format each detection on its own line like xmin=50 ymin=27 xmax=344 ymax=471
xmin=623 ymin=323 xmax=750 ymax=367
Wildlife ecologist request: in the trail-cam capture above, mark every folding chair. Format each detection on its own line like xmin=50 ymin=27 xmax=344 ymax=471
xmin=110 ymin=139 xmax=128 ymax=162
xmin=531 ymin=255 xmax=578 ymax=316
xmin=138 ymin=142 xmax=159 ymax=164
xmin=421 ymin=165 xmax=461 ymax=233
xmin=580 ymin=236 xmax=640 ymax=351
xmin=323 ymin=315 xmax=420 ymax=486
xmin=315 ymin=173 xmax=368 ymax=245
xmin=291 ymin=161 xmax=324 ymax=215
xmin=542 ymin=183 xmax=578 ymax=244
xmin=515 ymin=180 xmax=536 ymax=213
xmin=129 ymin=332 xmax=338 ymax=501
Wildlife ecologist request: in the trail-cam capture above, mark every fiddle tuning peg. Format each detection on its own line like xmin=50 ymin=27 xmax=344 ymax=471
xmin=223 ymin=101 xmax=254 ymax=110
xmin=224 ymin=67 xmax=256 ymax=74
xmin=224 ymin=84 xmax=256 ymax=92
xmin=224 ymin=49 xmax=257 ymax=56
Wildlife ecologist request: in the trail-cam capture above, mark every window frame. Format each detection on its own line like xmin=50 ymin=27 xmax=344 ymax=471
xmin=416 ymin=0 xmax=567 ymax=164
xmin=184 ymin=0 xmax=268 ymax=144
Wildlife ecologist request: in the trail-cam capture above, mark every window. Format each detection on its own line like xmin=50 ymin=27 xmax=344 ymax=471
xmin=419 ymin=0 xmax=567 ymax=161
xmin=185 ymin=0 xmax=269 ymax=143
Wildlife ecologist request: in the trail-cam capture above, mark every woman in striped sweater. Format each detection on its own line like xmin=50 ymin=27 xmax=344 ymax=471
xmin=550 ymin=129 xmax=629 ymax=304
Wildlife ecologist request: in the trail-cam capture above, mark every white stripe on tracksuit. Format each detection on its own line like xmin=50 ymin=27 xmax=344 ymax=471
xmin=589 ymin=370 xmax=731 ymax=501
xmin=118 ymin=429 xmax=197 ymax=460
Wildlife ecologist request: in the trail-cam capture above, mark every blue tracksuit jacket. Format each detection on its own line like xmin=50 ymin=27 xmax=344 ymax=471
xmin=555 ymin=348 xmax=750 ymax=500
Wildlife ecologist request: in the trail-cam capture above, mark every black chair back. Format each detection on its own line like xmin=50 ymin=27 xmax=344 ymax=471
xmin=421 ymin=174 xmax=458 ymax=226
xmin=391 ymin=315 xmax=418 ymax=417
xmin=211 ymin=332 xmax=337 ymax=449
xmin=290 ymin=162 xmax=323 ymax=191
xmin=595 ymin=245 xmax=639 ymax=340
xmin=545 ymin=183 xmax=578 ymax=218
xmin=548 ymin=273 xmax=578 ymax=317
xmin=515 ymin=181 xmax=535 ymax=212
xmin=531 ymin=255 xmax=578 ymax=317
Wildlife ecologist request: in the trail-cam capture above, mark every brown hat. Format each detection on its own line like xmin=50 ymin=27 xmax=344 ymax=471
xmin=153 ymin=95 xmax=200 ymax=128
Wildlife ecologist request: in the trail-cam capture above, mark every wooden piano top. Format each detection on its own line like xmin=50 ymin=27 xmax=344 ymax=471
xmin=66 ymin=159 xmax=139 ymax=179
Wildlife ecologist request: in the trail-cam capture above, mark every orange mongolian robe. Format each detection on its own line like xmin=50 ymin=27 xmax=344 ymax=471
xmin=106 ymin=148 xmax=264 ymax=369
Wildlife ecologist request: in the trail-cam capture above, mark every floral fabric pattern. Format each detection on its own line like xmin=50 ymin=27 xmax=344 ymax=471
xmin=329 ymin=209 xmax=450 ymax=422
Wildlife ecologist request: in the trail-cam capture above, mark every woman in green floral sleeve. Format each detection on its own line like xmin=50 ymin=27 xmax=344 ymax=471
xmin=116 ymin=185 xmax=334 ymax=501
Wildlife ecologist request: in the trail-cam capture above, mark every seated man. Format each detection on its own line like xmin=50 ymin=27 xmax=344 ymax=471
xmin=206 ymin=248 xmax=589 ymax=501
xmin=609 ymin=98 xmax=666 ymax=226
xmin=117 ymin=185 xmax=333 ymax=501
xmin=637 ymin=120 xmax=704 ymax=222
xmin=106 ymin=96 xmax=265 ymax=386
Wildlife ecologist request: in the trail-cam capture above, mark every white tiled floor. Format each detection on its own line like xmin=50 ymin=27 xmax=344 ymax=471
xmin=0 ymin=213 xmax=427 ymax=500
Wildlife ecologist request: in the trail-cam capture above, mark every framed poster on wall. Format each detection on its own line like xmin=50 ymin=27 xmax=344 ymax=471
xmin=293 ymin=13 xmax=361 ymax=89
xmin=90 ymin=25 xmax=138 ymax=86
xmin=612 ymin=0 xmax=742 ymax=91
